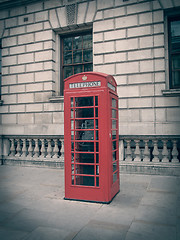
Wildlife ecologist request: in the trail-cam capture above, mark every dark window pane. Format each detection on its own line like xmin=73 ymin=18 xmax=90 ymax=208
xmin=112 ymin=109 xmax=117 ymax=118
xmin=73 ymin=36 xmax=82 ymax=50
xmin=171 ymin=20 xmax=180 ymax=51
xmin=84 ymin=64 xmax=93 ymax=72
xmin=73 ymin=50 xmax=82 ymax=63
xmin=75 ymin=130 xmax=94 ymax=140
xmin=83 ymin=49 xmax=92 ymax=62
xmin=113 ymin=151 xmax=117 ymax=161
xmin=71 ymin=142 xmax=74 ymax=151
xmin=112 ymin=98 xmax=117 ymax=108
xmin=113 ymin=162 xmax=117 ymax=172
xmin=72 ymin=164 xmax=74 ymax=174
xmin=76 ymin=153 xmax=95 ymax=163
xmin=112 ymin=130 xmax=117 ymax=140
xmin=75 ymin=108 xmax=94 ymax=118
xmin=112 ymin=141 xmax=117 ymax=150
xmin=96 ymin=177 xmax=99 ymax=187
xmin=64 ymin=66 xmax=73 ymax=79
xmin=96 ymin=154 xmax=99 ymax=163
xmin=71 ymin=131 xmax=74 ymax=140
xmin=83 ymin=34 xmax=92 ymax=49
xmin=75 ymin=142 xmax=94 ymax=152
xmin=112 ymin=120 xmax=117 ymax=129
xmin=95 ymin=96 xmax=98 ymax=106
xmin=75 ymin=119 xmax=94 ymax=129
xmin=76 ymin=165 xmax=94 ymax=175
xmin=74 ymin=65 xmax=83 ymax=74
xmin=96 ymin=165 xmax=99 ymax=175
xmin=113 ymin=172 xmax=118 ymax=183
xmin=63 ymin=51 xmax=72 ymax=65
xmin=75 ymin=175 xmax=94 ymax=186
xmin=72 ymin=175 xmax=74 ymax=185
xmin=71 ymin=153 xmax=74 ymax=162
xmin=172 ymin=54 xmax=180 ymax=70
xmin=75 ymin=97 xmax=94 ymax=107
xmin=63 ymin=37 xmax=72 ymax=50
xmin=172 ymin=71 xmax=180 ymax=87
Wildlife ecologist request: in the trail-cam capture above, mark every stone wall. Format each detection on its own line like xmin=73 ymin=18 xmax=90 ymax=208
xmin=0 ymin=0 xmax=180 ymax=137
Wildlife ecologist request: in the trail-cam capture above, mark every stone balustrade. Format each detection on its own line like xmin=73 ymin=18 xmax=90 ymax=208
xmin=120 ymin=136 xmax=180 ymax=164
xmin=1 ymin=135 xmax=179 ymax=173
xmin=1 ymin=136 xmax=64 ymax=167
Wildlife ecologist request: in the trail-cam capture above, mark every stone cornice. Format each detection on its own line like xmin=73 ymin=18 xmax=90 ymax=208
xmin=0 ymin=0 xmax=44 ymax=9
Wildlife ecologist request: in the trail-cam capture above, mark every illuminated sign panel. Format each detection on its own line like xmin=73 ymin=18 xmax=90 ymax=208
xmin=69 ymin=81 xmax=101 ymax=89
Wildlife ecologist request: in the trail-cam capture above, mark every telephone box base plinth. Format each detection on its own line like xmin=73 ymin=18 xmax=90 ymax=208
xmin=64 ymin=191 xmax=120 ymax=204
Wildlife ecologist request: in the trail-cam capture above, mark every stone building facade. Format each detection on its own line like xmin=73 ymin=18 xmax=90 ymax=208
xmin=0 ymin=0 xmax=179 ymax=174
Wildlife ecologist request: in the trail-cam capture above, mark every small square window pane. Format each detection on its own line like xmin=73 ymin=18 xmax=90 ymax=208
xmin=74 ymin=65 xmax=83 ymax=74
xmin=64 ymin=66 xmax=73 ymax=79
xmin=63 ymin=37 xmax=72 ymax=50
xmin=73 ymin=36 xmax=82 ymax=50
xmin=73 ymin=50 xmax=82 ymax=64
xmin=84 ymin=64 xmax=93 ymax=72
xmin=83 ymin=49 xmax=92 ymax=63
xmin=63 ymin=51 xmax=72 ymax=65
xmin=83 ymin=34 xmax=92 ymax=49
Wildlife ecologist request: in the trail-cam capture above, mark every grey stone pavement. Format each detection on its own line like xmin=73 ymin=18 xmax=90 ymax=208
xmin=0 ymin=165 xmax=179 ymax=240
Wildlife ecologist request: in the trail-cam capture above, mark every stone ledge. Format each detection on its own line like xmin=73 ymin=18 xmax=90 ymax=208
xmin=49 ymin=96 xmax=64 ymax=103
xmin=120 ymin=162 xmax=180 ymax=176
xmin=2 ymin=158 xmax=64 ymax=168
xmin=162 ymin=89 xmax=180 ymax=96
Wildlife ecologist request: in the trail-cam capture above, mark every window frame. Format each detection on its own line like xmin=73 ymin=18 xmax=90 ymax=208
xmin=163 ymin=9 xmax=180 ymax=95
xmin=60 ymin=30 xmax=93 ymax=96
xmin=0 ymin=40 xmax=2 ymax=103
xmin=168 ymin=15 xmax=180 ymax=89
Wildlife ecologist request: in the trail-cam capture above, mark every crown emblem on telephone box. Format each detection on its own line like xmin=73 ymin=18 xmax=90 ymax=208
xmin=82 ymin=75 xmax=87 ymax=81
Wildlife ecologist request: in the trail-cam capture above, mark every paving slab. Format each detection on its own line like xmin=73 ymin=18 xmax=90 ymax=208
xmin=125 ymin=221 xmax=176 ymax=240
xmin=0 ymin=165 xmax=179 ymax=240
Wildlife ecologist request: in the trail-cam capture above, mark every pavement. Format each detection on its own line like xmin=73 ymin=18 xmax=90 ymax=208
xmin=0 ymin=165 xmax=179 ymax=240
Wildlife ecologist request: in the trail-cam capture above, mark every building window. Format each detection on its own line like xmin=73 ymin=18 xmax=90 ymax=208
xmin=0 ymin=41 xmax=2 ymax=101
xmin=168 ymin=16 xmax=180 ymax=89
xmin=61 ymin=31 xmax=93 ymax=95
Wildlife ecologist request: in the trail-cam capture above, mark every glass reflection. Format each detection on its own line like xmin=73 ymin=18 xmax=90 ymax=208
xmin=64 ymin=66 xmax=73 ymax=79
xmin=73 ymin=50 xmax=82 ymax=63
xmin=73 ymin=36 xmax=82 ymax=50
xmin=75 ymin=119 xmax=94 ymax=129
xmin=63 ymin=51 xmax=72 ymax=65
xmin=83 ymin=49 xmax=92 ymax=62
xmin=83 ymin=34 xmax=92 ymax=49
xmin=74 ymin=65 xmax=83 ymax=74
xmin=75 ymin=97 xmax=93 ymax=107
xmin=63 ymin=37 xmax=72 ymax=50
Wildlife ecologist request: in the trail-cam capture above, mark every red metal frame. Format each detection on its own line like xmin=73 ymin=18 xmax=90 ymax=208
xmin=64 ymin=72 xmax=119 ymax=203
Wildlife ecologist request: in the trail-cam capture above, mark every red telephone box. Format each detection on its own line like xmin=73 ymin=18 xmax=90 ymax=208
xmin=64 ymin=72 xmax=119 ymax=203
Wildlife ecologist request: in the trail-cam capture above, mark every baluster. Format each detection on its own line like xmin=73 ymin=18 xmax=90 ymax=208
xmin=143 ymin=140 xmax=150 ymax=162
xmin=152 ymin=140 xmax=160 ymax=162
xmin=134 ymin=140 xmax=141 ymax=162
xmin=15 ymin=139 xmax=21 ymax=157
xmin=21 ymin=139 xmax=27 ymax=157
xmin=9 ymin=138 xmax=16 ymax=156
xmin=52 ymin=139 xmax=59 ymax=159
xmin=171 ymin=140 xmax=179 ymax=163
xmin=125 ymin=140 xmax=132 ymax=162
xmin=34 ymin=139 xmax=39 ymax=158
xmin=27 ymin=139 xmax=33 ymax=157
xmin=60 ymin=139 xmax=64 ymax=162
xmin=40 ymin=139 xmax=46 ymax=158
xmin=46 ymin=139 xmax=52 ymax=158
xmin=162 ymin=140 xmax=169 ymax=163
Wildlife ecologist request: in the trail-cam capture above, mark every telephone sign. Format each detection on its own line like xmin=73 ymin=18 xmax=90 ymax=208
xmin=64 ymin=72 xmax=120 ymax=203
